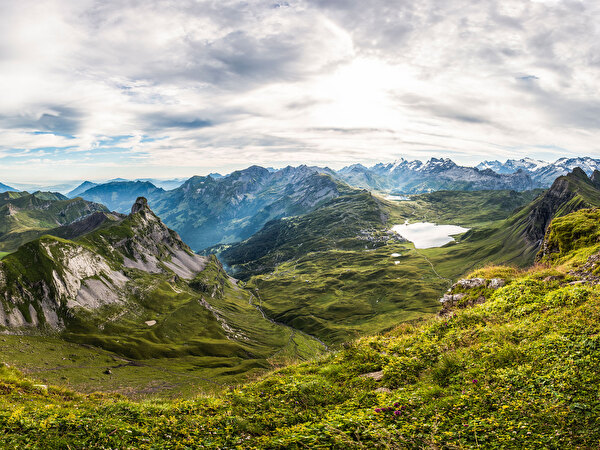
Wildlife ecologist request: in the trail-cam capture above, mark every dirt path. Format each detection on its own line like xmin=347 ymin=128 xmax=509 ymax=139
xmin=414 ymin=248 xmax=453 ymax=284
xmin=249 ymin=292 xmax=329 ymax=353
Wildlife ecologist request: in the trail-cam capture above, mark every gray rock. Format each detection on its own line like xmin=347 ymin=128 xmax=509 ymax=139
xmin=374 ymin=387 xmax=392 ymax=393
xmin=487 ymin=278 xmax=506 ymax=289
xmin=439 ymin=293 xmax=465 ymax=304
xmin=455 ymin=278 xmax=486 ymax=289
xmin=360 ymin=370 xmax=384 ymax=381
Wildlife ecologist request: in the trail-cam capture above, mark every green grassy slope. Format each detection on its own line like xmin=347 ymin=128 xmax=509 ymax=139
xmin=1 ymin=209 xmax=599 ymax=448
xmin=216 ymin=191 xmax=392 ymax=278
xmin=390 ymin=189 xmax=544 ymax=227
xmin=0 ymin=191 xmax=109 ymax=253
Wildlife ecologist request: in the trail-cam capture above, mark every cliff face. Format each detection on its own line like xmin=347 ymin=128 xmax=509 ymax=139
xmin=518 ymin=167 xmax=600 ymax=247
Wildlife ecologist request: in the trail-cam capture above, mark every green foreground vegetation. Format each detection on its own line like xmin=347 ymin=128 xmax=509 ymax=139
xmin=1 ymin=208 xmax=599 ymax=448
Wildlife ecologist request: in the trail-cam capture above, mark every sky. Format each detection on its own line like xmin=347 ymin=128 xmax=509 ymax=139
xmin=1 ymin=0 xmax=599 ymax=182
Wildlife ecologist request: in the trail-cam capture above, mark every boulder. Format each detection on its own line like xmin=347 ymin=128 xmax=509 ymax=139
xmin=487 ymin=278 xmax=506 ymax=289
xmin=455 ymin=278 xmax=486 ymax=289
xmin=360 ymin=370 xmax=384 ymax=381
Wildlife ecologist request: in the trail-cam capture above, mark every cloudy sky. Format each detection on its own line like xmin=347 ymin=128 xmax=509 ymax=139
xmin=1 ymin=0 xmax=599 ymax=182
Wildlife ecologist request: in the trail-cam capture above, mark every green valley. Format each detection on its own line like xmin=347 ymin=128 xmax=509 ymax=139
xmin=209 ymin=169 xmax=600 ymax=346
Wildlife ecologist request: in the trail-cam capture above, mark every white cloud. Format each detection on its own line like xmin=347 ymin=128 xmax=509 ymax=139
xmin=0 ymin=0 xmax=599 ymax=182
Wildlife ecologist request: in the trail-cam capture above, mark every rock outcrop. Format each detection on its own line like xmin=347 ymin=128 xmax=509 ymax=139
xmin=439 ymin=277 xmax=506 ymax=316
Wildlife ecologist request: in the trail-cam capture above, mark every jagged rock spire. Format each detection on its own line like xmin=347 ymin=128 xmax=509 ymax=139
xmin=131 ymin=197 xmax=149 ymax=214
xmin=570 ymin=167 xmax=588 ymax=180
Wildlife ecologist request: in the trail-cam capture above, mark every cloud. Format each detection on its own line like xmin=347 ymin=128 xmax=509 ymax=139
xmin=0 ymin=0 xmax=599 ymax=182
xmin=144 ymin=114 xmax=213 ymax=130
xmin=0 ymin=106 xmax=83 ymax=135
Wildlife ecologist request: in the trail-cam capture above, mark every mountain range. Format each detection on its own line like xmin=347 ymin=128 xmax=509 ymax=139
xmin=337 ymin=156 xmax=600 ymax=193
xmin=66 ymin=165 xmax=349 ymax=251
xmin=19 ymin=157 xmax=592 ymax=254
xmin=476 ymin=156 xmax=600 ymax=185
xmin=2 ymin=172 xmax=600 ymax=447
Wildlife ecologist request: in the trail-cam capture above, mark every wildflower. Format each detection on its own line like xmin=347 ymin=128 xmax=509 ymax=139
xmin=393 ymin=402 xmax=400 ymax=408
xmin=394 ymin=410 xmax=401 ymax=416
xmin=472 ymin=379 xmax=478 ymax=383
xmin=400 ymin=405 xmax=407 ymax=410
xmin=374 ymin=408 xmax=381 ymax=413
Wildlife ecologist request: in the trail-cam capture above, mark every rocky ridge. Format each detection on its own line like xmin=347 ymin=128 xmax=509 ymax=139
xmin=0 ymin=197 xmax=208 ymax=331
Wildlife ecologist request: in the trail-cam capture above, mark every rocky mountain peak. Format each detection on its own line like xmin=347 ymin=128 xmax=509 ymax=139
xmin=131 ymin=196 xmax=150 ymax=214
xmin=520 ymin=167 xmax=599 ymax=246
xmin=570 ymin=166 xmax=589 ymax=180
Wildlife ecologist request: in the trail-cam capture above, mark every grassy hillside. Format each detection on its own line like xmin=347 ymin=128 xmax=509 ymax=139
xmin=213 ymin=189 xmax=547 ymax=345
xmin=0 ymin=191 xmax=109 ymax=253
xmin=1 ymin=209 xmax=599 ymax=448
xmin=216 ymin=191 xmax=393 ymax=278
xmin=0 ymin=200 xmax=325 ymax=395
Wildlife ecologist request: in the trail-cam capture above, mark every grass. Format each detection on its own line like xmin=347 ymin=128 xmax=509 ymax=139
xmin=246 ymin=244 xmax=447 ymax=344
xmin=0 ymin=193 xmax=109 ymax=253
xmin=1 ymin=208 xmax=599 ymax=447
xmin=539 ymin=208 xmax=600 ymax=268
